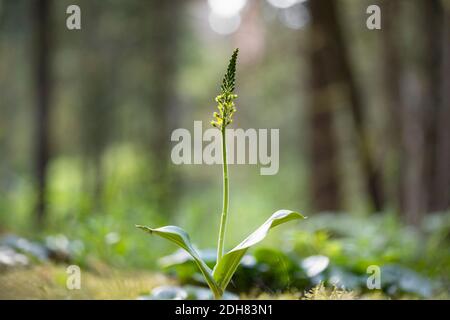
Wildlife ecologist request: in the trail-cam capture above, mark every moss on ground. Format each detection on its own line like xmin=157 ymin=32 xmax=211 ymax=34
xmin=0 ymin=264 xmax=170 ymax=299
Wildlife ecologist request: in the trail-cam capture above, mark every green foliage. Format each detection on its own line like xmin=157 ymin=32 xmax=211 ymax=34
xmin=136 ymin=49 xmax=303 ymax=299
xmin=157 ymin=212 xmax=449 ymax=299
xmin=290 ymin=213 xmax=450 ymax=278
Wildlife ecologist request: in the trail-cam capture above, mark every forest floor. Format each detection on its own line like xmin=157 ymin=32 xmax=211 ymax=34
xmin=2 ymin=264 xmax=448 ymax=300
xmin=0 ymin=264 xmax=171 ymax=299
xmin=0 ymin=264 xmax=386 ymax=300
xmin=0 ymin=264 xmax=355 ymax=300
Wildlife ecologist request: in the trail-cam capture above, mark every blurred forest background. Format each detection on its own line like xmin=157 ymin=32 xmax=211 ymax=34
xmin=0 ymin=0 xmax=449 ymax=299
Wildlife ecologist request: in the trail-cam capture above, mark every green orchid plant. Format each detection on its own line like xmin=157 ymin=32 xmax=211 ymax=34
xmin=136 ymin=49 xmax=305 ymax=299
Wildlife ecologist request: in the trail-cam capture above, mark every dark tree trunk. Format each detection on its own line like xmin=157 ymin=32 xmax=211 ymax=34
xmin=423 ymin=0 xmax=447 ymax=213
xmin=308 ymin=0 xmax=341 ymax=211
xmin=309 ymin=0 xmax=384 ymax=212
xmin=80 ymin=52 xmax=112 ymax=212
xmin=433 ymin=6 xmax=450 ymax=211
xmin=326 ymin=2 xmax=384 ymax=212
xmin=33 ymin=0 xmax=52 ymax=225
xmin=400 ymin=0 xmax=445 ymax=224
xmin=380 ymin=0 xmax=404 ymax=211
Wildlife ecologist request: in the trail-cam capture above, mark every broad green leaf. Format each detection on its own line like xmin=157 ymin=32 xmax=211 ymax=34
xmin=136 ymin=225 xmax=222 ymax=298
xmin=213 ymin=210 xmax=305 ymax=291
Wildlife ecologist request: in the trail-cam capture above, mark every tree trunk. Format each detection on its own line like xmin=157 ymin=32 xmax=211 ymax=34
xmin=308 ymin=0 xmax=341 ymax=211
xmin=380 ymin=0 xmax=403 ymax=211
xmin=33 ymin=0 xmax=52 ymax=225
xmin=423 ymin=0 xmax=447 ymax=213
xmin=400 ymin=0 xmax=445 ymax=224
xmin=433 ymin=5 xmax=450 ymax=211
xmin=309 ymin=0 xmax=384 ymax=212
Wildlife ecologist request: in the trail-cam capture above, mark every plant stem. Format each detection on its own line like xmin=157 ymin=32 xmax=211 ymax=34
xmin=217 ymin=127 xmax=229 ymax=263
xmin=213 ymin=290 xmax=222 ymax=300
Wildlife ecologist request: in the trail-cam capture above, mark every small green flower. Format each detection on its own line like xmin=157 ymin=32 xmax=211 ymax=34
xmin=211 ymin=49 xmax=239 ymax=130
